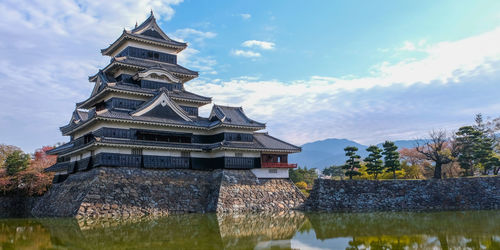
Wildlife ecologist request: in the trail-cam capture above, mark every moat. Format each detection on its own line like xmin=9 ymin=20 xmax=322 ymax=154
xmin=1 ymin=210 xmax=498 ymax=249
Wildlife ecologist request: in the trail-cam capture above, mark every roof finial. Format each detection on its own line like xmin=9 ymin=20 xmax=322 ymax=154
xmin=135 ymin=21 xmax=138 ymax=28
xmin=150 ymin=9 xmax=154 ymax=17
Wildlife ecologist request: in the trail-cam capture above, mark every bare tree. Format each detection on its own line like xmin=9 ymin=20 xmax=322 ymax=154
xmin=415 ymin=130 xmax=457 ymax=179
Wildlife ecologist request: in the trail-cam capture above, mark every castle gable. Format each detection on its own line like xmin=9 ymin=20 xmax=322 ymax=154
xmin=132 ymin=90 xmax=192 ymax=121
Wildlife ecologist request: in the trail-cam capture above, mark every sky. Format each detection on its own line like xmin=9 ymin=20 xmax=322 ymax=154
xmin=1 ymin=0 xmax=500 ymax=153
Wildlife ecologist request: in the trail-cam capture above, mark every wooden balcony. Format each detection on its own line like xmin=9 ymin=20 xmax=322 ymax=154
xmin=261 ymin=162 xmax=298 ymax=168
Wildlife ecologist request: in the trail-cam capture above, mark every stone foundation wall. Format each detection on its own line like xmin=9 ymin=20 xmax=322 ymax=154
xmin=305 ymin=177 xmax=500 ymax=212
xmin=216 ymin=170 xmax=305 ymax=213
xmin=0 ymin=196 xmax=39 ymax=218
xmin=31 ymin=167 xmax=304 ymax=218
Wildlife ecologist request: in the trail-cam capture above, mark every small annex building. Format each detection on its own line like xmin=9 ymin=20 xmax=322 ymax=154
xmin=46 ymin=12 xmax=301 ymax=182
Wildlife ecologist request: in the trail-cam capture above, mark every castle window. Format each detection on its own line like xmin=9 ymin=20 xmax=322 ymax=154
xmin=235 ymin=152 xmax=243 ymax=157
xmin=268 ymin=169 xmax=278 ymax=174
xmin=95 ymin=101 xmax=106 ymax=111
xmin=83 ymin=133 xmax=93 ymax=144
xmin=181 ymin=151 xmax=190 ymax=158
xmin=132 ymin=148 xmax=143 ymax=155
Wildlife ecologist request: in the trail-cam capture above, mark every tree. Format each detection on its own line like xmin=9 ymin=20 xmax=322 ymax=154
xmin=400 ymin=161 xmax=422 ymax=179
xmin=474 ymin=117 xmax=498 ymax=175
xmin=364 ymin=145 xmax=384 ymax=179
xmin=31 ymin=146 xmax=57 ymax=170
xmin=454 ymin=114 xmax=499 ymax=176
xmin=322 ymin=165 xmax=344 ymax=179
xmin=382 ymin=141 xmax=401 ymax=179
xmin=5 ymin=150 xmax=31 ymax=176
xmin=399 ymin=147 xmax=431 ymax=178
xmin=1 ymin=145 xmax=55 ymax=196
xmin=289 ymin=167 xmax=318 ymax=187
xmin=416 ymin=130 xmax=456 ymax=179
xmin=342 ymin=146 xmax=361 ymax=179
xmin=0 ymin=144 xmax=21 ymax=169
xmin=455 ymin=126 xmax=481 ymax=176
xmin=399 ymin=147 xmax=428 ymax=166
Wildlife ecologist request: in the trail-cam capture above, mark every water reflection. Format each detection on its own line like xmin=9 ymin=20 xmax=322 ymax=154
xmin=304 ymin=211 xmax=500 ymax=249
xmin=0 ymin=210 xmax=498 ymax=249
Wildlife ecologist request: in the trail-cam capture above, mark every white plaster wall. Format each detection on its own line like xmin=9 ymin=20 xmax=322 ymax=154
xmin=71 ymin=147 xmax=261 ymax=159
xmin=69 ymin=152 xmax=86 ymax=162
xmin=94 ymin=147 xmax=132 ymax=155
xmin=228 ymin=151 xmax=260 ymax=157
xmin=190 ymin=151 xmax=260 ymax=158
xmin=190 ymin=151 xmax=226 ymax=158
xmin=251 ymin=168 xmax=289 ymax=179
xmin=143 ymin=149 xmax=181 ymax=157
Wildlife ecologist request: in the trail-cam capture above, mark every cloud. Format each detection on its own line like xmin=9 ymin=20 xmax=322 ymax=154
xmin=172 ymin=28 xmax=216 ymax=43
xmin=242 ymin=40 xmax=275 ymax=50
xmin=239 ymin=13 xmax=251 ymax=20
xmin=397 ymin=39 xmax=427 ymax=51
xmin=190 ymin=64 xmax=500 ymax=146
xmin=189 ymin=27 xmax=500 ymax=145
xmin=171 ymin=28 xmax=217 ymax=74
xmin=400 ymin=41 xmax=416 ymax=51
xmin=231 ymin=49 xmax=261 ymax=58
xmin=2 ymin=0 xmax=500 ymax=153
xmin=175 ymin=47 xmax=217 ymax=75
xmin=232 ymin=40 xmax=274 ymax=59
xmin=0 ymin=0 xmax=184 ymax=152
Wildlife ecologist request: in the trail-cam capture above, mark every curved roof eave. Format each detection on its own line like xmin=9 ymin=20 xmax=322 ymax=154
xmin=101 ymin=32 xmax=187 ymax=56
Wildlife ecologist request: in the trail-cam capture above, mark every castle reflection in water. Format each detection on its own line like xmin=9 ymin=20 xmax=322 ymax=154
xmin=1 ymin=211 xmax=499 ymax=249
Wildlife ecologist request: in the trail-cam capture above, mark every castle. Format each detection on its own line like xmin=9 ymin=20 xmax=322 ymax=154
xmin=46 ymin=12 xmax=300 ymax=182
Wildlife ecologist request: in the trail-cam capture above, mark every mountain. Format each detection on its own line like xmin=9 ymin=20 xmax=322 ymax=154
xmin=289 ymin=138 xmax=367 ymax=170
xmin=377 ymin=139 xmax=429 ymax=150
xmin=289 ymin=138 xmax=428 ymax=171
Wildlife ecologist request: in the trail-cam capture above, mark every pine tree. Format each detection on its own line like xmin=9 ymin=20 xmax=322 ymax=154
xmin=456 ymin=114 xmax=499 ymax=176
xmin=342 ymin=146 xmax=361 ymax=179
xmin=455 ymin=126 xmax=480 ymax=176
xmin=322 ymin=165 xmax=344 ymax=179
xmin=473 ymin=114 xmax=498 ymax=175
xmin=382 ymin=141 xmax=401 ymax=179
xmin=364 ymin=145 xmax=384 ymax=179
xmin=5 ymin=150 xmax=31 ymax=176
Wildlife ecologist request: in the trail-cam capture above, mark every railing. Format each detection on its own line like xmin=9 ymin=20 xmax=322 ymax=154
xmin=224 ymin=157 xmax=256 ymax=169
xmin=261 ymin=162 xmax=298 ymax=168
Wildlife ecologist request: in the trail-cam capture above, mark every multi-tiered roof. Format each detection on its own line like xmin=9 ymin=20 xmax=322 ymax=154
xmin=46 ymin=12 xmax=300 ymax=178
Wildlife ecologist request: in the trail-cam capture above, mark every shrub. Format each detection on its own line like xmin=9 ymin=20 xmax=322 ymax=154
xmin=0 ymin=146 xmax=55 ymax=196
xmin=295 ymin=181 xmax=308 ymax=190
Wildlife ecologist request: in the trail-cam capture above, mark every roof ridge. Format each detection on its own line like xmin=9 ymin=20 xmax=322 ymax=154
xmin=214 ymin=104 xmax=240 ymax=108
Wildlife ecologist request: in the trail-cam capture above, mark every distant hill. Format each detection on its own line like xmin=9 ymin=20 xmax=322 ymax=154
xmin=377 ymin=139 xmax=429 ymax=150
xmin=289 ymin=138 xmax=428 ymax=171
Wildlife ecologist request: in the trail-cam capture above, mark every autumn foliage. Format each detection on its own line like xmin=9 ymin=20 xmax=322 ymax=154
xmin=0 ymin=145 xmax=55 ymax=196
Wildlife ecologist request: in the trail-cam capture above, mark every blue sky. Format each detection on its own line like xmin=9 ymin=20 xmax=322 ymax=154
xmin=1 ymin=0 xmax=500 ymax=153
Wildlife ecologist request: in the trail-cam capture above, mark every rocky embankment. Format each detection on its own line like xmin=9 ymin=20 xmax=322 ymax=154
xmin=305 ymin=177 xmax=500 ymax=212
xmin=30 ymin=168 xmax=305 ymax=218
